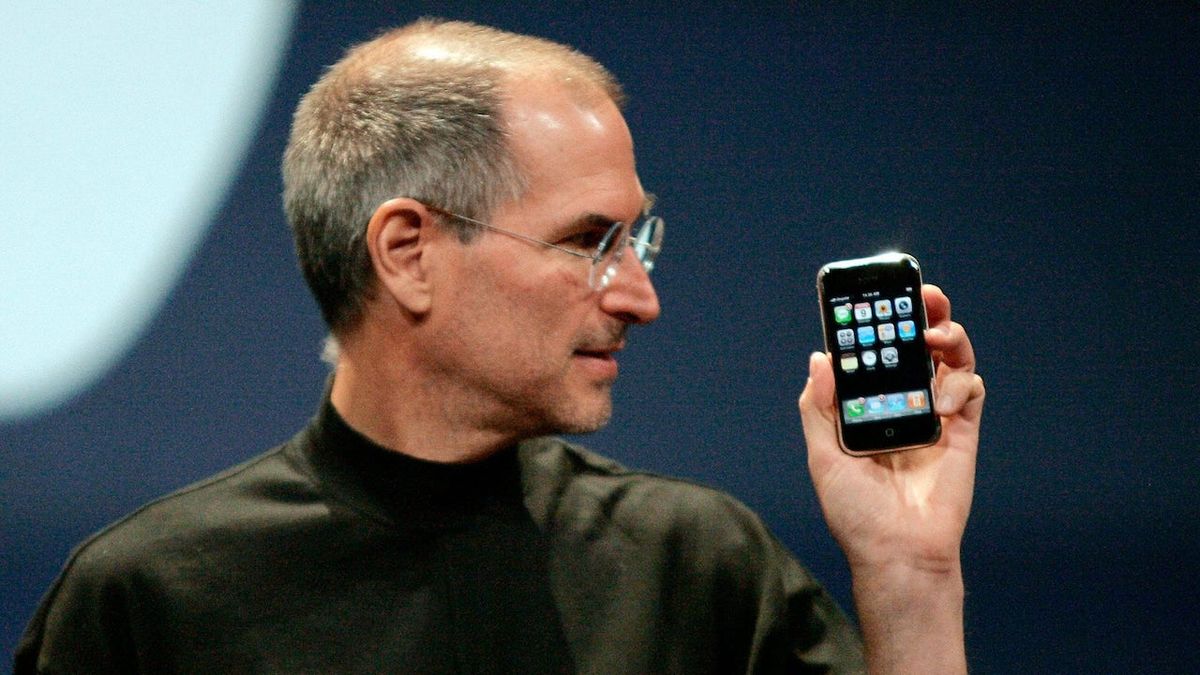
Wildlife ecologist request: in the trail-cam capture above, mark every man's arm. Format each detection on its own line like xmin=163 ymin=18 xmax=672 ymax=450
xmin=799 ymin=284 xmax=985 ymax=674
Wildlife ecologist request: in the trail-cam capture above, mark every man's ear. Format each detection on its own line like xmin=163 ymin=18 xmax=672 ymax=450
xmin=366 ymin=198 xmax=438 ymax=316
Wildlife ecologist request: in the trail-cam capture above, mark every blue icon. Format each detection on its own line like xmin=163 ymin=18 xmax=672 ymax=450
xmin=887 ymin=393 xmax=907 ymax=411
xmin=857 ymin=325 xmax=876 ymax=346
xmin=867 ymin=396 xmax=886 ymax=413
xmin=898 ymin=320 xmax=917 ymax=341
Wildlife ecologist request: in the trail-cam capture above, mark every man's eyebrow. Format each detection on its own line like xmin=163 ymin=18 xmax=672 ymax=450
xmin=574 ymin=213 xmax=619 ymax=229
xmin=547 ymin=213 xmax=618 ymax=239
xmin=552 ymin=195 xmax=658 ymax=237
xmin=577 ymin=193 xmax=658 ymax=227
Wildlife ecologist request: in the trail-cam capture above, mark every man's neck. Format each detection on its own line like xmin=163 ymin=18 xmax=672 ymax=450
xmin=328 ymin=336 xmax=518 ymax=464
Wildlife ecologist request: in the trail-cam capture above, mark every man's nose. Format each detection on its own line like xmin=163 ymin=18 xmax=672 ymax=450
xmin=598 ymin=247 xmax=660 ymax=324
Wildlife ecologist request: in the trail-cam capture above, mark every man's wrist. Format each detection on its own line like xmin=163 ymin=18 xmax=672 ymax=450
xmin=850 ymin=557 xmax=964 ymax=610
xmin=847 ymin=545 xmax=963 ymax=577
xmin=850 ymin=558 xmax=967 ymax=675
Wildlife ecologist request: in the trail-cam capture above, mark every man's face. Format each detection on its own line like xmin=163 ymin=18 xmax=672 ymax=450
xmin=426 ymin=76 xmax=660 ymax=438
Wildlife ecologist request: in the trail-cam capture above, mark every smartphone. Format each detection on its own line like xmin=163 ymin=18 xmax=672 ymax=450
xmin=816 ymin=252 xmax=940 ymax=455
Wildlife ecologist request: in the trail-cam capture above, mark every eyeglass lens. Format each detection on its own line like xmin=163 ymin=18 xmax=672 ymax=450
xmin=589 ymin=216 xmax=662 ymax=290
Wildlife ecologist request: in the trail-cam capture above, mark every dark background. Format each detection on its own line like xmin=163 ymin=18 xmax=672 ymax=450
xmin=4 ymin=3 xmax=1197 ymax=671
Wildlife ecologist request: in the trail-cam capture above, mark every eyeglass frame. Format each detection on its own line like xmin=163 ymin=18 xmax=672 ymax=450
xmin=418 ymin=202 xmax=663 ymax=291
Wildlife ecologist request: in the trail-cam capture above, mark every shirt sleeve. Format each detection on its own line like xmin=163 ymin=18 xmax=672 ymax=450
xmin=774 ymin=542 xmax=866 ymax=674
xmin=708 ymin=496 xmax=866 ymax=674
xmin=14 ymin=544 xmax=140 ymax=674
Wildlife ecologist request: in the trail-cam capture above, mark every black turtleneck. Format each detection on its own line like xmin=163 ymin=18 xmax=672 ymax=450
xmin=304 ymin=397 xmax=575 ymax=673
xmin=16 ymin=391 xmax=863 ymax=673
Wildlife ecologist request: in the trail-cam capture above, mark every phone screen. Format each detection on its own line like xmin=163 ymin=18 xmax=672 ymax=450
xmin=817 ymin=253 xmax=940 ymax=453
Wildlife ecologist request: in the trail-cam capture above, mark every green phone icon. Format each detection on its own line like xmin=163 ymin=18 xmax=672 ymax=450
xmin=833 ymin=304 xmax=852 ymax=324
xmin=846 ymin=400 xmax=865 ymax=417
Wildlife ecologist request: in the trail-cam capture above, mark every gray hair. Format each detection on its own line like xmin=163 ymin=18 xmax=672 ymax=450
xmin=282 ymin=18 xmax=624 ymax=333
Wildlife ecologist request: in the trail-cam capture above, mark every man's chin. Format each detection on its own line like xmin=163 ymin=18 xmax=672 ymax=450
xmin=555 ymin=416 xmax=610 ymax=436
xmin=550 ymin=393 xmax=613 ymax=435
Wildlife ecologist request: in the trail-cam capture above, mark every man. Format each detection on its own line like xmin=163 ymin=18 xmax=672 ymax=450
xmin=17 ymin=19 xmax=984 ymax=673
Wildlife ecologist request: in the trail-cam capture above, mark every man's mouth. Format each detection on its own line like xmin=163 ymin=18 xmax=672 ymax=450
xmin=572 ymin=342 xmax=623 ymax=379
xmin=574 ymin=334 xmax=625 ymax=358
xmin=574 ymin=345 xmax=619 ymax=359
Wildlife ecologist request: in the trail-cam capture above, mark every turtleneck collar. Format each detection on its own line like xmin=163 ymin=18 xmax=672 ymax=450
xmin=300 ymin=392 xmax=526 ymax=531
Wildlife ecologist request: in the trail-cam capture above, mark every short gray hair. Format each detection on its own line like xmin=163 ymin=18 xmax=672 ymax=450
xmin=282 ymin=18 xmax=624 ymax=333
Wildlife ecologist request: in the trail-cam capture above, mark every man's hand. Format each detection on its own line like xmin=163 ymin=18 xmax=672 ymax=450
xmin=798 ymin=284 xmax=984 ymax=674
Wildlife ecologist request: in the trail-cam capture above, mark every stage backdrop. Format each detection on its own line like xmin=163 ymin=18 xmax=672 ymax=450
xmin=3 ymin=3 xmax=1196 ymax=671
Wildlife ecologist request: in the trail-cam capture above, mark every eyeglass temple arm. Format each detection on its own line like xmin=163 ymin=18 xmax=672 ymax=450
xmin=426 ymin=204 xmax=597 ymax=261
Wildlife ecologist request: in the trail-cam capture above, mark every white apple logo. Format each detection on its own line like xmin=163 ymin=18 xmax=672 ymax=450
xmin=0 ymin=2 xmax=296 ymax=421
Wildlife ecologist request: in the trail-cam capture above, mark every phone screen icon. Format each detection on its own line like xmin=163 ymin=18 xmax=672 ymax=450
xmin=854 ymin=302 xmax=872 ymax=323
xmin=880 ymin=346 xmax=899 ymax=365
xmin=833 ymin=304 xmax=852 ymax=324
xmin=840 ymin=353 xmax=859 ymax=372
xmin=906 ymin=390 xmax=928 ymax=410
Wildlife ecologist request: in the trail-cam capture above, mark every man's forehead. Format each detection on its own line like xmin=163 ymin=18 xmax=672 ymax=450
xmin=503 ymin=82 xmax=630 ymax=150
xmin=499 ymin=67 xmax=620 ymax=124
xmin=491 ymin=71 xmax=645 ymax=224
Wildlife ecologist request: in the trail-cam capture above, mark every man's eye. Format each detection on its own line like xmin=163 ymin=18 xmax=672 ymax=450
xmin=562 ymin=229 xmax=610 ymax=252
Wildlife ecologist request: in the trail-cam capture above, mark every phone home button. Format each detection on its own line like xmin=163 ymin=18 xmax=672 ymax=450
xmin=884 ymin=428 xmax=895 ymax=437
